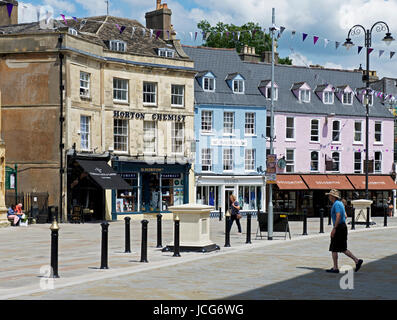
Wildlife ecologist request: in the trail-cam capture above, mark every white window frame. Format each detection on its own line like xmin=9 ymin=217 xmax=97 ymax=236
xmin=374 ymin=151 xmax=382 ymax=173
xmin=223 ymin=148 xmax=234 ymax=171
xmin=201 ymin=110 xmax=213 ymax=133
xmin=80 ymin=71 xmax=90 ymax=98
xmin=158 ymin=48 xmax=175 ymax=58
xmin=354 ymin=121 xmax=362 ymax=143
xmin=80 ymin=115 xmax=91 ymax=151
xmin=245 ymin=112 xmax=256 ymax=135
xmin=374 ymin=121 xmax=382 ymax=143
xmin=362 ymin=93 xmax=374 ymax=106
xmin=285 ymin=149 xmax=295 ymax=173
xmin=114 ymin=119 xmax=129 ymax=153
xmin=223 ymin=112 xmax=235 ymax=135
xmin=332 ymin=152 xmax=340 ymax=172
xmin=300 ymin=89 xmax=311 ymax=103
xmin=113 ymin=78 xmax=129 ymax=103
xmin=354 ymin=152 xmax=362 ymax=173
xmin=232 ymin=79 xmax=245 ymax=94
xmin=203 ymin=77 xmax=215 ymax=92
xmin=310 ymin=119 xmax=319 ymax=142
xmin=201 ymin=148 xmax=213 ymax=172
xmin=342 ymin=92 xmax=353 ymax=105
xmin=143 ymin=82 xmax=157 ymax=106
xmin=310 ymin=151 xmax=319 ymax=172
xmin=323 ymin=91 xmax=334 ymax=104
xmin=266 ymin=86 xmax=278 ymax=101
xmin=286 ymin=117 xmax=295 ymax=140
xmin=68 ymin=28 xmax=78 ymax=36
xmin=143 ymin=121 xmax=157 ymax=155
xmin=110 ymin=40 xmax=127 ymax=52
xmin=171 ymin=122 xmax=184 ymax=154
xmin=245 ymin=149 xmax=256 ymax=171
xmin=332 ymin=120 xmax=341 ymax=142
xmin=171 ymin=84 xmax=185 ymax=107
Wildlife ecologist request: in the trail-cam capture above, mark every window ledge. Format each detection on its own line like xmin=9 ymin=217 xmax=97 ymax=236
xmin=143 ymin=103 xmax=158 ymax=107
xmin=373 ymin=142 xmax=383 ymax=145
xmin=171 ymin=105 xmax=185 ymax=108
xmin=331 ymin=142 xmax=342 ymax=145
xmin=353 ymin=142 xmax=364 ymax=145
xmin=309 ymin=141 xmax=320 ymax=144
xmin=113 ymin=100 xmax=129 ymax=105
xmin=245 ymin=134 xmax=257 ymax=137
xmin=285 ymin=139 xmax=296 ymax=142
xmin=201 ymin=132 xmax=215 ymax=136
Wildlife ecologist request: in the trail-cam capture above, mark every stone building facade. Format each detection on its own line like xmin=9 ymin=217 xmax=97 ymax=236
xmin=0 ymin=1 xmax=196 ymax=221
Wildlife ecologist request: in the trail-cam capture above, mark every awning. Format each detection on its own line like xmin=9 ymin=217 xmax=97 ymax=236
xmin=276 ymin=175 xmax=308 ymax=190
xmin=76 ymin=159 xmax=132 ymax=190
xmin=347 ymin=175 xmax=397 ymax=190
xmin=301 ymin=175 xmax=354 ymax=190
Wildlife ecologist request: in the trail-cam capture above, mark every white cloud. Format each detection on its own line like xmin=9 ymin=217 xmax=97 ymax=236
xmin=289 ymin=51 xmax=313 ymax=67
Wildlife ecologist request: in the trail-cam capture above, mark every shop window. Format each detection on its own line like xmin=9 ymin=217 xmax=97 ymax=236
xmin=160 ymin=173 xmax=184 ymax=211
xmin=238 ymin=186 xmax=261 ymax=211
xmin=196 ymin=186 xmax=220 ymax=210
xmin=116 ymin=174 xmax=138 ymax=213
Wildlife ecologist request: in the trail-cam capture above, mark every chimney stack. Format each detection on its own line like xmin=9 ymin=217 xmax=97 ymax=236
xmin=0 ymin=0 xmax=18 ymax=27
xmin=146 ymin=0 xmax=174 ymax=41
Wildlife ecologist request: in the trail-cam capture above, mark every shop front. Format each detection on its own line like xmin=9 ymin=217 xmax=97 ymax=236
xmin=111 ymin=160 xmax=191 ymax=219
xmin=347 ymin=175 xmax=397 ymax=216
xmin=196 ymin=175 xmax=265 ymax=215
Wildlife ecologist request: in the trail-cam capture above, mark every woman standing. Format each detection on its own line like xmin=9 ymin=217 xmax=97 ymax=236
xmin=387 ymin=196 xmax=393 ymax=217
xmin=228 ymin=194 xmax=242 ymax=235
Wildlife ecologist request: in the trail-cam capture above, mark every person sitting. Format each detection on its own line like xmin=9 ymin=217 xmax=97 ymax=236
xmin=7 ymin=204 xmax=20 ymax=226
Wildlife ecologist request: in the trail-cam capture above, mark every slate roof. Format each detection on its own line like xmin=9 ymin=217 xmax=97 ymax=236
xmin=0 ymin=16 xmax=190 ymax=60
xmin=183 ymin=45 xmax=394 ymax=119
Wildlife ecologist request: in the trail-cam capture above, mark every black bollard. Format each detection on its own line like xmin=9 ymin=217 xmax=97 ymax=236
xmin=351 ymin=207 xmax=355 ymax=230
xmin=100 ymin=221 xmax=109 ymax=269
xmin=219 ymin=207 xmax=222 ymax=221
xmin=224 ymin=212 xmax=231 ymax=247
xmin=366 ymin=207 xmax=370 ymax=228
xmin=156 ymin=214 xmax=162 ymax=248
xmin=384 ymin=205 xmax=388 ymax=227
xmin=173 ymin=217 xmax=181 ymax=257
xmin=124 ymin=217 xmax=131 ymax=253
xmin=246 ymin=213 xmax=252 ymax=244
xmin=319 ymin=208 xmax=324 ymax=234
xmin=140 ymin=220 xmax=149 ymax=263
xmin=50 ymin=218 xmax=60 ymax=278
xmin=328 ymin=205 xmax=331 ymax=226
xmin=302 ymin=209 xmax=308 ymax=236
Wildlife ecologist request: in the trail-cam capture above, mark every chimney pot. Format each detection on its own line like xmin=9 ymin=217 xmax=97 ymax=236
xmin=157 ymin=0 xmax=161 ymax=10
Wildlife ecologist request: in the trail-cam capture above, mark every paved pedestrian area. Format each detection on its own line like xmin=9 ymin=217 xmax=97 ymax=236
xmin=0 ymin=216 xmax=396 ymax=300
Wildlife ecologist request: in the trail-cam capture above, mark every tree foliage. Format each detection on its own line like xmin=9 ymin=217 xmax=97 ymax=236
xmin=197 ymin=20 xmax=292 ymax=65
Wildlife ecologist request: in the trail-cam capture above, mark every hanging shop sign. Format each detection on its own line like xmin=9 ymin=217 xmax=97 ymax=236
xmin=113 ymin=111 xmax=186 ymax=122
xmin=266 ymin=154 xmax=277 ymax=184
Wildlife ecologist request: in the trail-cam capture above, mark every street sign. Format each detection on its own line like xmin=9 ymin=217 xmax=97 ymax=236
xmin=266 ymin=154 xmax=277 ymax=184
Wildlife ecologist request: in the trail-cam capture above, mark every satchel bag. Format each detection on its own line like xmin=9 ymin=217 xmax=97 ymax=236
xmin=236 ymin=213 xmax=242 ymax=219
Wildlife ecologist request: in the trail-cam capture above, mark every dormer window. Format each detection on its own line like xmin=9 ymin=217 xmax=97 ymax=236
xmin=300 ymin=89 xmax=311 ymax=102
xmin=233 ymin=79 xmax=244 ymax=94
xmin=226 ymin=73 xmax=245 ymax=94
xmin=323 ymin=91 xmax=334 ymax=104
xmin=197 ymin=71 xmax=216 ymax=92
xmin=158 ymin=48 xmax=175 ymax=58
xmin=68 ymin=28 xmax=78 ymax=36
xmin=342 ymin=92 xmax=353 ymax=104
xmin=356 ymin=88 xmax=374 ymax=106
xmin=109 ymin=40 xmax=126 ymax=52
xmin=292 ymin=82 xmax=311 ymax=102
xmin=258 ymin=80 xmax=278 ymax=101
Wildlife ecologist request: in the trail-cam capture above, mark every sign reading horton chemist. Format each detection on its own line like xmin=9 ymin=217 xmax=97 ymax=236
xmin=114 ymin=111 xmax=187 ymax=122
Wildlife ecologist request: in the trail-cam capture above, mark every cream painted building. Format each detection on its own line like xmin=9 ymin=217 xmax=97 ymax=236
xmin=0 ymin=1 xmax=196 ymax=221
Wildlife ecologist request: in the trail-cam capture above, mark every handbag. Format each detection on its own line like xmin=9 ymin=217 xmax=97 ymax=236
xmin=236 ymin=213 xmax=242 ymax=219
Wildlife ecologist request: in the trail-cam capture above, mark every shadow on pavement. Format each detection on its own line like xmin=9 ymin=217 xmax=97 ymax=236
xmin=225 ymin=254 xmax=397 ymax=300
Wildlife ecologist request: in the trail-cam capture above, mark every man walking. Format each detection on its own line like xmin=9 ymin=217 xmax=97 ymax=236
xmin=325 ymin=189 xmax=363 ymax=273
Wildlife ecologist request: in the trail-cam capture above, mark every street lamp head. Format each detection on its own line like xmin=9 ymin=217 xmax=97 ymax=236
xmin=382 ymin=32 xmax=394 ymax=45
xmin=343 ymin=38 xmax=354 ymax=49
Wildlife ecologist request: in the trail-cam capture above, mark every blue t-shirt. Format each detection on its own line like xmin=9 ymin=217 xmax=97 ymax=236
xmin=231 ymin=201 xmax=240 ymax=215
xmin=331 ymin=200 xmax=346 ymax=225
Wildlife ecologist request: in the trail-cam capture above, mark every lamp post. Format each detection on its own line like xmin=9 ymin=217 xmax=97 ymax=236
xmin=257 ymin=8 xmax=277 ymax=240
xmin=343 ymin=22 xmax=394 ymax=205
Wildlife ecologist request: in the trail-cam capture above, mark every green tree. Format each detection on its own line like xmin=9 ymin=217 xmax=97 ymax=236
xmin=197 ymin=20 xmax=292 ymax=65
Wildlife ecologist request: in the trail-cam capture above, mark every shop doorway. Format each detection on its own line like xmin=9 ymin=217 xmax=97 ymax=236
xmin=312 ymin=190 xmax=330 ymax=217
xmin=224 ymin=188 xmax=235 ymax=214
xmin=142 ymin=173 xmax=160 ymax=212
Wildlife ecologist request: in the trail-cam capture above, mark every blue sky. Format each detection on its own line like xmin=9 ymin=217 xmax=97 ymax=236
xmin=16 ymin=0 xmax=397 ymax=79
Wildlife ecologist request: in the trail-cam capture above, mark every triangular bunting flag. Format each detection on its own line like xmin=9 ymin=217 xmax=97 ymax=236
xmin=189 ymin=32 xmax=193 ymax=41
xmin=225 ymin=31 xmax=229 ymax=40
xmin=302 ymin=33 xmax=308 ymax=42
xmin=335 ymin=41 xmax=340 ymax=49
xmin=358 ymin=46 xmax=363 ymax=54
xmin=237 ymin=31 xmax=241 ymax=40
xmin=6 ymin=3 xmax=13 ymax=18
xmin=248 ymin=30 xmax=252 ymax=38
xmin=194 ymin=31 xmax=198 ymax=41
xmin=391 ymin=51 xmax=396 ymax=59
xmin=79 ymin=19 xmax=87 ymax=30
xmin=150 ymin=29 xmax=154 ymax=38
xmin=313 ymin=36 xmax=319 ymax=45
xmin=324 ymin=39 xmax=329 ymax=48
xmin=252 ymin=29 xmax=257 ymax=38
xmin=379 ymin=50 xmax=385 ymax=58
xmin=131 ymin=26 xmax=136 ymax=39
xmin=72 ymin=17 xmax=78 ymax=22
xmin=279 ymin=26 xmax=285 ymax=35
xmin=206 ymin=32 xmax=211 ymax=40
xmin=156 ymin=30 xmax=161 ymax=39
xmin=291 ymin=30 xmax=296 ymax=39
xmin=142 ymin=28 xmax=146 ymax=37
xmin=166 ymin=30 xmax=170 ymax=40
xmin=60 ymin=14 xmax=67 ymax=25
xmin=368 ymin=48 xmax=374 ymax=54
